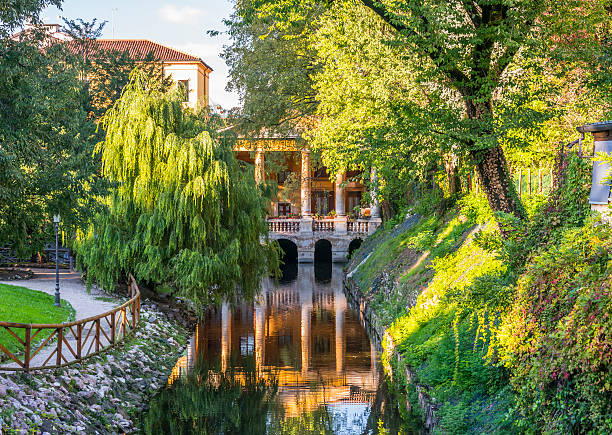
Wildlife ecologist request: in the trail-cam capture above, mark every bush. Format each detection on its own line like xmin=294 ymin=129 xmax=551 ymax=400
xmin=499 ymin=219 xmax=612 ymax=433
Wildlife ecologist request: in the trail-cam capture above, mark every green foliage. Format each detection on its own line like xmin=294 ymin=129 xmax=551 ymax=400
xmin=222 ymin=0 xmax=320 ymax=133
xmin=0 ymin=28 xmax=106 ymax=258
xmin=0 ymin=283 xmax=74 ymax=357
xmin=75 ymin=71 xmax=279 ymax=310
xmin=499 ymin=220 xmax=612 ymax=433
xmin=0 ymin=0 xmax=61 ymax=37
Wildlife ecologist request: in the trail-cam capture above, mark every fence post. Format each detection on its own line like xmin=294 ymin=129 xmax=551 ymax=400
xmin=122 ymin=307 xmax=127 ymax=336
xmin=550 ymin=167 xmax=554 ymax=190
xmin=538 ymin=166 xmax=543 ymax=193
xmin=518 ymin=169 xmax=522 ymax=197
xmin=76 ymin=323 xmax=82 ymax=360
xmin=110 ymin=312 xmax=116 ymax=344
xmin=95 ymin=319 xmax=101 ymax=352
xmin=56 ymin=327 xmax=63 ymax=366
xmin=24 ymin=326 xmax=31 ymax=372
xmin=528 ymin=168 xmax=532 ymax=195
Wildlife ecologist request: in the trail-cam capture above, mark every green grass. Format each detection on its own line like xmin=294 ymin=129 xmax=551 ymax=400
xmin=0 ymin=283 xmax=74 ymax=357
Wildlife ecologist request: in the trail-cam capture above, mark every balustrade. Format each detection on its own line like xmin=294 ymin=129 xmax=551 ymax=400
xmin=313 ymin=220 xmax=335 ymax=232
xmin=347 ymin=220 xmax=369 ymax=234
xmin=267 ymin=219 xmax=300 ymax=233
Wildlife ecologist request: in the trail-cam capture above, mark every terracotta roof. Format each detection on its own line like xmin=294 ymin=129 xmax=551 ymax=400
xmin=82 ymin=39 xmax=213 ymax=72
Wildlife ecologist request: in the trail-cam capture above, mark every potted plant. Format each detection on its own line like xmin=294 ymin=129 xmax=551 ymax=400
xmin=327 ymin=210 xmax=337 ymax=219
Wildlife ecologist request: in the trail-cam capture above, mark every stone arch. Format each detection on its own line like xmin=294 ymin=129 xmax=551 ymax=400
xmin=314 ymin=239 xmax=332 ymax=263
xmin=347 ymin=238 xmax=363 ymax=260
xmin=277 ymin=238 xmax=298 ymax=264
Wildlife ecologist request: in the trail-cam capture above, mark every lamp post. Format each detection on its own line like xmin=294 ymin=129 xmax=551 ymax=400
xmin=53 ymin=214 xmax=61 ymax=307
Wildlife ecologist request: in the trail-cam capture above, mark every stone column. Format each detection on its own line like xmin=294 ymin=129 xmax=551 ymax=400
xmin=334 ymin=287 xmax=346 ymax=375
xmin=255 ymin=148 xmax=265 ymax=184
xmin=335 ymin=172 xmax=346 ymax=216
xmin=370 ymin=167 xmax=381 ymax=218
xmin=301 ymin=149 xmax=312 ymax=216
xmin=221 ymin=302 xmax=231 ymax=372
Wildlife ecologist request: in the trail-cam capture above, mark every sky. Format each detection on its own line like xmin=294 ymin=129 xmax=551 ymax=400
xmin=43 ymin=1 xmax=240 ymax=109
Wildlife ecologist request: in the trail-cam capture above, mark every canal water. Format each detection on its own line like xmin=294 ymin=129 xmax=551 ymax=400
xmin=142 ymin=262 xmax=408 ymax=434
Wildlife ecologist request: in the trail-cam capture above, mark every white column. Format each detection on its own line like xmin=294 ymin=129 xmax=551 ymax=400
xmin=221 ymin=302 xmax=231 ymax=372
xmin=301 ymin=149 xmax=311 ymax=216
xmin=370 ymin=167 xmax=381 ymax=218
xmin=335 ymin=288 xmax=347 ymax=374
xmin=335 ymin=172 xmax=346 ymax=216
xmin=255 ymin=148 xmax=265 ymax=184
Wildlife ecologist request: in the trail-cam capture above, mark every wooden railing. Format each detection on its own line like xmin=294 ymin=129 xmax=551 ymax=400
xmin=347 ymin=220 xmax=369 ymax=234
xmin=313 ymin=220 xmax=335 ymax=232
xmin=268 ymin=219 xmax=300 ymax=233
xmin=0 ymin=274 xmax=141 ymax=372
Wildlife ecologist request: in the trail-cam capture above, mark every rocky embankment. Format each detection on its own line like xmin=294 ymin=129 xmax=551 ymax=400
xmin=0 ymin=302 xmax=189 ymax=434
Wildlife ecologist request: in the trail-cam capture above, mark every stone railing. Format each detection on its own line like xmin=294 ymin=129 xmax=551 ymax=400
xmin=347 ymin=220 xmax=370 ymax=234
xmin=267 ymin=217 xmax=381 ymax=236
xmin=268 ymin=219 xmax=301 ymax=233
xmin=313 ymin=220 xmax=335 ymax=232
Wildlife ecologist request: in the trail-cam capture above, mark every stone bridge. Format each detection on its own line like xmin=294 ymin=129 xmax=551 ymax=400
xmin=267 ymin=216 xmax=382 ymax=262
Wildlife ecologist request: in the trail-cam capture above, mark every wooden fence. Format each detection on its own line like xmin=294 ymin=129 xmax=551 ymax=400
xmin=0 ymin=274 xmax=141 ymax=372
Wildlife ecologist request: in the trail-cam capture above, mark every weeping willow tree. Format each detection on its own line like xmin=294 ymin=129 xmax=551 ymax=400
xmin=76 ymin=70 xmax=278 ymax=310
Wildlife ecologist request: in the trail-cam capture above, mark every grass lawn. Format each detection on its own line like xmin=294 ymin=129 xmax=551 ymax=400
xmin=0 ymin=283 xmax=74 ymax=357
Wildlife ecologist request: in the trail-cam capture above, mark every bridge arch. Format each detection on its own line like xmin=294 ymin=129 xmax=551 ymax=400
xmin=314 ymin=239 xmax=332 ymax=263
xmin=277 ymin=238 xmax=298 ymax=264
xmin=348 ymin=238 xmax=363 ymax=260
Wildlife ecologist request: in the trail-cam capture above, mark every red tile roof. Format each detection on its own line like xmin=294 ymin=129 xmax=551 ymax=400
xmin=85 ymin=39 xmax=213 ymax=72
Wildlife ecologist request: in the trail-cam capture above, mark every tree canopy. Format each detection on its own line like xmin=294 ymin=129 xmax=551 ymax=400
xmin=76 ymin=71 xmax=278 ymax=310
xmin=224 ymin=0 xmax=612 ymax=226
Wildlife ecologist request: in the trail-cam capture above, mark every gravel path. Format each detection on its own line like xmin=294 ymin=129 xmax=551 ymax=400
xmin=1 ymin=269 xmax=122 ymax=369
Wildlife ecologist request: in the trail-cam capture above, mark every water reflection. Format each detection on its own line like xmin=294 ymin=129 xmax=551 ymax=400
xmin=157 ymin=263 xmax=406 ymax=434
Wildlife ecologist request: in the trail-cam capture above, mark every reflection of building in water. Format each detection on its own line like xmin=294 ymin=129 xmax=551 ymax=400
xmin=170 ymin=264 xmax=379 ymax=417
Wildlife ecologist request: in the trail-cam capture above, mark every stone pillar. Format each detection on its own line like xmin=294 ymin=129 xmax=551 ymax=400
xmin=334 ymin=287 xmax=346 ymax=375
xmin=255 ymin=148 xmax=265 ymax=184
xmin=221 ymin=302 xmax=231 ymax=372
xmin=301 ymin=149 xmax=311 ymax=216
xmin=254 ymin=299 xmax=266 ymax=373
xmin=335 ymin=172 xmax=346 ymax=216
xmin=370 ymin=167 xmax=381 ymax=218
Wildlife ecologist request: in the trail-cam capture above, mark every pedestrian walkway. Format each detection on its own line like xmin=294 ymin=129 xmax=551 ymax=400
xmin=0 ymin=269 xmax=124 ymax=370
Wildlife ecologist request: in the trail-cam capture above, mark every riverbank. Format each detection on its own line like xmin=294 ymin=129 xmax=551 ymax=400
xmin=342 ymin=159 xmax=611 ymax=434
xmin=0 ymin=301 xmax=189 ymax=434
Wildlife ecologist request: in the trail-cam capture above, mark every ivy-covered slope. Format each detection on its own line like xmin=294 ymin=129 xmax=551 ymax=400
xmin=347 ymin=154 xmax=610 ymax=433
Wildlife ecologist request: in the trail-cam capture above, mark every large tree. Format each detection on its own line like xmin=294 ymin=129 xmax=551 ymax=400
xmin=0 ymin=23 xmax=105 ymax=258
xmin=76 ymin=71 xmax=278 ymax=309
xmin=240 ymin=0 xmax=609 ymax=223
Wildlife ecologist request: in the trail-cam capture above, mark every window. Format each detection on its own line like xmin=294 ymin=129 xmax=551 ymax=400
xmin=278 ymin=202 xmax=291 ymax=216
xmin=347 ymin=191 xmax=362 ymax=213
xmin=277 ymin=169 xmax=291 ymax=185
xmin=178 ymin=79 xmax=189 ymax=102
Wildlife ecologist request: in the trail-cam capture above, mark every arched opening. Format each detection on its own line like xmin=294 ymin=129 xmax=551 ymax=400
xmin=314 ymin=239 xmax=332 ymax=263
xmin=314 ymin=239 xmax=332 ymax=283
xmin=277 ymin=239 xmax=298 ymax=282
xmin=347 ymin=238 xmax=363 ymax=260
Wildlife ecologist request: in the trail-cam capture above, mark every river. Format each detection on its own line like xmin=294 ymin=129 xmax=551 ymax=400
xmin=141 ymin=262 xmax=409 ymax=434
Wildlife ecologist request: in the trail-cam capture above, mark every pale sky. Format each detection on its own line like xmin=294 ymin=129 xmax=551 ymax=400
xmin=43 ymin=1 xmax=239 ymax=109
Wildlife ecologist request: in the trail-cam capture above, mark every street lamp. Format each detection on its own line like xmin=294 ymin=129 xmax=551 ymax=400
xmin=53 ymin=214 xmax=61 ymax=307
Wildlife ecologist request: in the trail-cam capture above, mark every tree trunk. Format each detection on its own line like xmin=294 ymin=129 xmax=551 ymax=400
xmin=465 ymin=100 xmax=525 ymax=223
xmin=444 ymin=153 xmax=461 ymax=196
xmin=470 ymin=145 xmax=524 ymax=219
